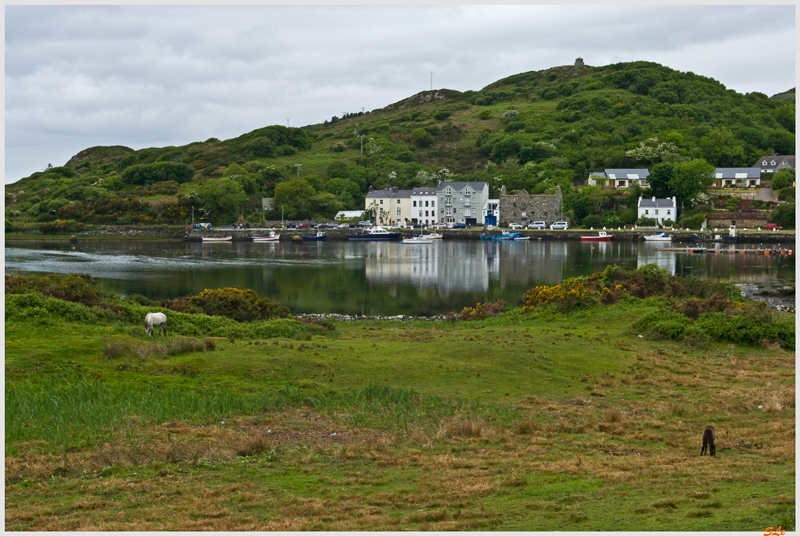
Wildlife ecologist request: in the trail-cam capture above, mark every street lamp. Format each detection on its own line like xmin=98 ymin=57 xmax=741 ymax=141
xmin=295 ymin=163 xmax=302 ymax=178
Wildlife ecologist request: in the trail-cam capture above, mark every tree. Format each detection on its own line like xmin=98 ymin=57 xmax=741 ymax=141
xmin=410 ymin=128 xmax=435 ymax=148
xmin=770 ymin=168 xmax=795 ymax=190
xmin=274 ymin=178 xmax=316 ymax=219
xmin=646 ymin=163 xmax=674 ymax=199
xmin=669 ymin=159 xmax=715 ymax=206
xmin=198 ymin=177 xmax=247 ymax=223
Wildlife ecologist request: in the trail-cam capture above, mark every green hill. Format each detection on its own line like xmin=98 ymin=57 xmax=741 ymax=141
xmin=5 ymin=60 xmax=795 ymax=228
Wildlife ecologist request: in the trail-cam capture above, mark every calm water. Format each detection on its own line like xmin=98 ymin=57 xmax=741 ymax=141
xmin=5 ymin=239 xmax=795 ymax=316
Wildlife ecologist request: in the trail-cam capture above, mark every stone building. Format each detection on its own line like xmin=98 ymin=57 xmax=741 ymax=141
xmin=498 ymin=186 xmax=563 ymax=226
xmin=706 ymin=212 xmax=769 ymax=230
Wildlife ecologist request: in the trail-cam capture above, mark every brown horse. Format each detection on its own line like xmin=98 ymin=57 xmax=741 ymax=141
xmin=701 ymin=425 xmax=715 ymax=457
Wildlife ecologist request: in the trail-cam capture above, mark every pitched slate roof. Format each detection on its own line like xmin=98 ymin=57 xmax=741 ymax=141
xmin=714 ymin=167 xmax=761 ymax=178
xmin=435 ymin=181 xmax=488 ymax=193
xmin=589 ymin=169 xmax=651 ymax=179
xmin=638 ymin=196 xmax=677 ymax=209
xmin=411 ymin=187 xmax=438 ymax=196
xmin=365 ymin=188 xmax=413 ymax=199
xmin=753 ymin=155 xmax=795 ymax=169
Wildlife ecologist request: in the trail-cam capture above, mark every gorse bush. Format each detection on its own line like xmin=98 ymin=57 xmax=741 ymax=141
xmin=160 ymin=287 xmax=290 ymax=322
xmin=6 ymin=273 xmax=102 ymax=305
xmin=458 ymin=299 xmax=506 ymax=320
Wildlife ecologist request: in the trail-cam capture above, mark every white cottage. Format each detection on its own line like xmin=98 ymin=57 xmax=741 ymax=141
xmin=638 ymin=196 xmax=677 ymax=225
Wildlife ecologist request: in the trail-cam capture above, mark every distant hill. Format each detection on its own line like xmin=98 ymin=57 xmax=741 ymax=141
xmin=5 ymin=60 xmax=795 ymax=228
xmin=771 ymin=87 xmax=795 ymax=105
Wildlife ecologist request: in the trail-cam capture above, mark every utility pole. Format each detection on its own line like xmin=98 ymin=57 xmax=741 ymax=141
xmin=281 ymin=205 xmax=284 ymax=226
xmin=431 ymin=71 xmax=432 ymax=91
xmin=295 ymin=163 xmax=302 ymax=178
xmin=359 ymin=135 xmax=365 ymax=157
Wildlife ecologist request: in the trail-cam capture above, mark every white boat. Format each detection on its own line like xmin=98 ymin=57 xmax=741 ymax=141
xmin=403 ymin=236 xmax=433 ymax=244
xmin=253 ymin=231 xmax=280 ymax=242
xmin=422 ymin=232 xmax=443 ymax=239
xmin=644 ymin=232 xmax=672 ymax=242
xmin=202 ymin=235 xmax=233 ymax=242
xmin=514 ymin=236 xmax=530 ymax=240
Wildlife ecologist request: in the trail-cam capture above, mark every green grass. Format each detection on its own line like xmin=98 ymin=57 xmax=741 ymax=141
xmin=5 ymin=288 xmax=795 ymax=530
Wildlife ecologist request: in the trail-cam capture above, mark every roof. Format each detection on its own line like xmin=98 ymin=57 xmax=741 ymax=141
xmin=590 ymin=168 xmax=651 ymax=179
xmin=411 ymin=187 xmax=438 ymax=196
xmin=753 ymin=155 xmax=795 ymax=169
xmin=436 ymin=181 xmax=488 ymax=193
xmin=714 ymin=167 xmax=761 ymax=178
xmin=365 ymin=188 xmax=413 ymax=199
xmin=638 ymin=197 xmax=677 ymax=209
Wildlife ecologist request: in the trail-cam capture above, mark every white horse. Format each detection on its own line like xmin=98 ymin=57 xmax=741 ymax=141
xmin=145 ymin=312 xmax=167 ymax=337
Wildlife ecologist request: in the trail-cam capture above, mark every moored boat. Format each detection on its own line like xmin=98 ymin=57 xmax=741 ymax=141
xmin=302 ymin=231 xmax=327 ymax=241
xmin=402 ymin=236 xmax=433 ymax=244
xmin=496 ymin=232 xmax=522 ymax=240
xmin=581 ymin=231 xmax=613 ymax=242
xmin=644 ymin=232 xmax=672 ymax=242
xmin=347 ymin=226 xmax=402 ymax=241
xmin=202 ymin=235 xmax=233 ymax=242
xmin=253 ymin=231 xmax=280 ymax=242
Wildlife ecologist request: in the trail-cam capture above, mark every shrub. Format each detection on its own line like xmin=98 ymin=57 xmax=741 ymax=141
xmin=6 ymin=273 xmax=101 ymax=306
xmin=433 ymin=110 xmax=452 ymax=121
xmin=410 ymin=128 xmax=435 ymax=148
xmin=478 ymin=110 xmax=491 ymax=120
xmin=522 ymin=278 xmax=597 ymax=312
xmin=159 ymin=287 xmax=290 ymax=322
xmin=458 ymin=299 xmax=506 ymax=320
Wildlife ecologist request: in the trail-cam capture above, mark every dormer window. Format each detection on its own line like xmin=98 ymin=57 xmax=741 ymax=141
xmin=771 ymin=160 xmax=777 ymax=165
xmin=763 ymin=160 xmax=768 ymax=166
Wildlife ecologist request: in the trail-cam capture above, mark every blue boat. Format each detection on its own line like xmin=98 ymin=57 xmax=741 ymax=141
xmin=302 ymin=231 xmax=327 ymax=241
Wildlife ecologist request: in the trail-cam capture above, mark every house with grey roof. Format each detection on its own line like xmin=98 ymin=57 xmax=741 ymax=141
xmin=753 ymin=155 xmax=795 ymax=174
xmin=365 ymin=186 xmax=413 ymax=227
xmin=410 ymin=186 xmax=439 ymax=227
xmin=713 ymin=167 xmax=761 ymax=188
xmin=588 ymin=168 xmax=650 ymax=189
xmin=638 ymin=196 xmax=677 ymax=225
xmin=435 ymin=181 xmax=489 ymax=226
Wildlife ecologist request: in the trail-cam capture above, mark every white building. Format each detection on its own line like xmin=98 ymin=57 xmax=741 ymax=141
xmin=410 ymin=186 xmax=438 ymax=227
xmin=334 ymin=210 xmax=365 ymax=222
xmin=638 ymin=196 xmax=677 ymax=225
xmin=713 ymin=167 xmax=761 ymax=188
xmin=588 ymin=168 xmax=650 ymax=189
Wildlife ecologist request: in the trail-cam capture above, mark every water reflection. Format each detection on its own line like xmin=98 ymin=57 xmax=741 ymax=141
xmin=5 ymin=239 xmax=794 ymax=315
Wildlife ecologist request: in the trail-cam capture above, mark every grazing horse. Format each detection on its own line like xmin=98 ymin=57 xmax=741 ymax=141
xmin=701 ymin=425 xmax=716 ymax=457
xmin=145 ymin=312 xmax=167 ymax=337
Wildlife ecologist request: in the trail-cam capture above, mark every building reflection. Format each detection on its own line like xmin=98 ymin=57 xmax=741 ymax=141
xmin=637 ymin=242 xmax=676 ymax=275
xmin=364 ymin=240 xmax=569 ymax=293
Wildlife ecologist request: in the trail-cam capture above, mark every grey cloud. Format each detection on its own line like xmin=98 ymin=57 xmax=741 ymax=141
xmin=4 ymin=5 xmax=795 ymax=183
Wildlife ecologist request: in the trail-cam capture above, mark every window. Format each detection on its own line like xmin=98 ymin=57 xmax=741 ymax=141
xmin=771 ymin=160 xmax=777 ymax=165
xmin=446 ymin=208 xmax=452 ymax=216
xmin=425 ymin=201 xmax=429 ymax=207
xmin=716 ymin=173 xmax=723 ymax=179
xmin=627 ymin=174 xmax=639 ymax=180
xmin=397 ymin=199 xmax=401 ymax=204
xmin=763 ymin=160 xmax=768 ymax=165
xmin=431 ymin=201 xmax=435 ymax=207
xmin=413 ymin=201 xmax=417 ymax=207
xmin=379 ymin=200 xmax=383 ymax=205
xmin=645 ymin=210 xmax=649 ymax=215
xmin=396 ymin=208 xmax=401 ymax=216
xmin=735 ymin=173 xmax=747 ymax=179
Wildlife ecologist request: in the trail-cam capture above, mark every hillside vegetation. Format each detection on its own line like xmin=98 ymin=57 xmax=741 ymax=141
xmin=5 ymin=61 xmax=796 ymax=230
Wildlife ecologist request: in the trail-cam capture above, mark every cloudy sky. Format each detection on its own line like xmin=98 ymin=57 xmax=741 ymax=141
xmin=4 ymin=4 xmax=796 ymax=184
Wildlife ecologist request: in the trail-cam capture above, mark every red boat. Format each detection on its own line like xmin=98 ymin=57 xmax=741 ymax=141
xmin=581 ymin=231 xmax=613 ymax=242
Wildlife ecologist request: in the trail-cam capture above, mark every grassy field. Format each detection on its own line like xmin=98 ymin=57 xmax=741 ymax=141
xmin=5 ymin=283 xmax=795 ymax=530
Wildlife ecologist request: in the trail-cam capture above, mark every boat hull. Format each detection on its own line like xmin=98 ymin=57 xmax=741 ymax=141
xmin=644 ymin=236 xmax=671 ymax=242
xmin=347 ymin=234 xmax=401 ymax=241
xmin=302 ymin=236 xmax=326 ymax=241
xmin=403 ymin=238 xmax=433 ymax=244
xmin=581 ymin=236 xmax=613 ymax=241
xmin=202 ymin=236 xmax=233 ymax=242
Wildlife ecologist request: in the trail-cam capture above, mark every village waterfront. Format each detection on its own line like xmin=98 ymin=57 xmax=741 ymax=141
xmin=4 ymin=237 xmax=796 ymax=316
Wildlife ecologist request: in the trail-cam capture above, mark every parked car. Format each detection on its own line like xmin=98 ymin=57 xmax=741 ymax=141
xmin=337 ymin=223 xmax=351 ymax=229
xmin=550 ymin=221 xmax=569 ymax=230
xmin=766 ymin=223 xmax=783 ymax=231
xmin=358 ymin=221 xmax=373 ymax=227
xmin=508 ymin=223 xmax=524 ymax=229
xmin=316 ymin=222 xmax=337 ymax=229
xmin=297 ymin=223 xmax=312 ymax=229
xmin=286 ymin=222 xmax=298 ymax=229
xmin=431 ymin=223 xmax=447 ymax=229
xmin=527 ymin=221 xmax=546 ymax=229
xmin=452 ymin=223 xmax=466 ymax=229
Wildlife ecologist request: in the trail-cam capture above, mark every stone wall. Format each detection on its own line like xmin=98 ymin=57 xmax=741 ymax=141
xmin=498 ymin=186 xmax=563 ymax=226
